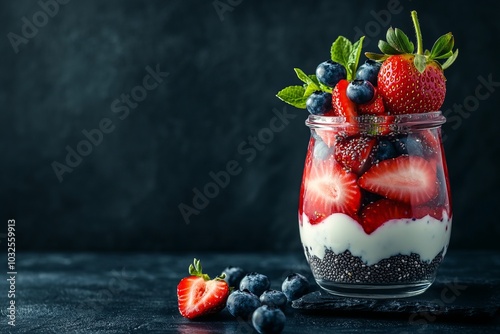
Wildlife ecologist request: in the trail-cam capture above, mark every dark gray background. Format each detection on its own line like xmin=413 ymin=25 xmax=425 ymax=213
xmin=1 ymin=0 xmax=498 ymax=252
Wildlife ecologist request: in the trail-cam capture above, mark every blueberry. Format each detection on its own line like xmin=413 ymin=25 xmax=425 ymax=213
xmin=227 ymin=289 xmax=261 ymax=319
xmin=355 ymin=60 xmax=382 ymax=86
xmin=252 ymin=305 xmax=286 ymax=334
xmin=375 ymin=139 xmax=398 ymax=162
xmin=281 ymin=273 xmax=310 ymax=301
xmin=315 ymin=60 xmax=347 ymax=87
xmin=222 ymin=266 xmax=247 ymax=288
xmin=346 ymin=80 xmax=375 ymax=104
xmin=393 ymin=135 xmax=425 ymax=157
xmin=259 ymin=290 xmax=288 ymax=309
xmin=240 ymin=272 xmax=270 ymax=296
xmin=306 ymin=91 xmax=332 ymax=115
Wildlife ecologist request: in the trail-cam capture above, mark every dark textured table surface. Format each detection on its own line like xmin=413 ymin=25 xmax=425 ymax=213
xmin=2 ymin=250 xmax=499 ymax=333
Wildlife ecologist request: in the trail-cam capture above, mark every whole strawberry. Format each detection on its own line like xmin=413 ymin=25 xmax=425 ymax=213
xmin=366 ymin=11 xmax=458 ymax=114
xmin=177 ymin=258 xmax=229 ymax=319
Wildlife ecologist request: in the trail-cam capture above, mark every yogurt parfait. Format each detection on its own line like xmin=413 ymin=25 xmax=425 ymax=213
xmin=277 ymin=11 xmax=457 ymax=298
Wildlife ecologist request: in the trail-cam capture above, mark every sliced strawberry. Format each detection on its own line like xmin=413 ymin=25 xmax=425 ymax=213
xmin=316 ymin=129 xmax=337 ymax=148
xmin=299 ymin=136 xmax=316 ymax=223
xmin=303 ymin=159 xmax=361 ymax=224
xmin=412 ymin=205 xmax=445 ymax=221
xmin=334 ymin=135 xmax=376 ymax=175
xmin=360 ymin=199 xmax=412 ymax=234
xmin=358 ymin=156 xmax=438 ymax=205
xmin=420 ymin=129 xmax=439 ymax=149
xmin=177 ymin=259 xmax=229 ymax=319
xmin=358 ymin=92 xmax=385 ymax=115
xmin=332 ymin=79 xmax=358 ymax=120
xmin=417 ymin=129 xmax=440 ymax=158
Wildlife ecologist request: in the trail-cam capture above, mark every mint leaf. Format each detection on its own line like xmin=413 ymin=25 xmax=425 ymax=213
xmin=330 ymin=36 xmax=352 ymax=71
xmin=304 ymin=82 xmax=319 ymax=97
xmin=294 ymin=68 xmax=315 ymax=85
xmin=348 ymin=36 xmax=365 ymax=81
xmin=331 ymin=36 xmax=366 ymax=81
xmin=308 ymin=74 xmax=332 ymax=93
xmin=308 ymin=74 xmax=320 ymax=86
xmin=276 ymin=86 xmax=307 ymax=109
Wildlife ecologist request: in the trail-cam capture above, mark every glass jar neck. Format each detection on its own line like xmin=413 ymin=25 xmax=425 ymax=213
xmin=306 ymin=111 xmax=446 ymax=131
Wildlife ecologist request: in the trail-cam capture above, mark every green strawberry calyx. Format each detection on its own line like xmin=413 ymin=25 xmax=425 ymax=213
xmin=188 ymin=258 xmax=226 ymax=281
xmin=276 ymin=36 xmax=365 ymax=109
xmin=365 ymin=10 xmax=459 ymax=73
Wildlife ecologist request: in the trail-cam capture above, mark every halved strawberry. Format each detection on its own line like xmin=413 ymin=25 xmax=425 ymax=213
xmin=315 ymin=129 xmax=337 ymax=148
xmin=418 ymin=129 xmax=440 ymax=158
xmin=299 ymin=136 xmax=316 ymax=223
xmin=360 ymin=199 xmax=412 ymax=234
xmin=334 ymin=135 xmax=376 ymax=175
xmin=332 ymin=79 xmax=357 ymax=120
xmin=177 ymin=259 xmax=229 ymax=319
xmin=303 ymin=159 xmax=361 ymax=224
xmin=358 ymin=92 xmax=385 ymax=115
xmin=358 ymin=156 xmax=438 ymax=205
xmin=412 ymin=205 xmax=445 ymax=221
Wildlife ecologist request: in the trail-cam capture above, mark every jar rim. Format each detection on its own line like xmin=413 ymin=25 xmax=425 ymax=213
xmin=305 ymin=111 xmax=446 ymax=129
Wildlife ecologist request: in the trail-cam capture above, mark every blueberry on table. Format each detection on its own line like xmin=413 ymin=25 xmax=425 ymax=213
xmin=355 ymin=59 xmax=382 ymax=86
xmin=315 ymin=60 xmax=347 ymax=87
xmin=252 ymin=305 xmax=286 ymax=334
xmin=226 ymin=289 xmax=261 ymax=319
xmin=240 ymin=272 xmax=270 ymax=296
xmin=222 ymin=266 xmax=246 ymax=288
xmin=346 ymin=80 xmax=375 ymax=104
xmin=259 ymin=290 xmax=288 ymax=309
xmin=281 ymin=273 xmax=310 ymax=301
xmin=306 ymin=91 xmax=332 ymax=115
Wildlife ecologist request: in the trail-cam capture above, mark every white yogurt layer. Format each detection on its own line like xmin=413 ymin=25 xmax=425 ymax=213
xmin=299 ymin=212 xmax=452 ymax=266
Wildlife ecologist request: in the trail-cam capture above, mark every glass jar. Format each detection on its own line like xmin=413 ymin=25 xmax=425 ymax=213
xmin=299 ymin=112 xmax=452 ymax=298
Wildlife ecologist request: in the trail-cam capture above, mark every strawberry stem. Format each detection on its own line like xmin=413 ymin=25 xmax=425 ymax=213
xmin=411 ymin=11 xmax=423 ymax=55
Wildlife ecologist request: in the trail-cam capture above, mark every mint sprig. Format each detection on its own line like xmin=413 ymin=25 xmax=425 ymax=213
xmin=277 ymin=36 xmax=366 ymax=109
xmin=276 ymin=85 xmax=307 ymax=109
xmin=330 ymin=36 xmax=365 ymax=81
xmin=276 ymin=67 xmax=332 ymax=109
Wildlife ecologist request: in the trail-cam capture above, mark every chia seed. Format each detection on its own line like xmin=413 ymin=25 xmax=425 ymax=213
xmin=305 ymin=248 xmax=444 ymax=284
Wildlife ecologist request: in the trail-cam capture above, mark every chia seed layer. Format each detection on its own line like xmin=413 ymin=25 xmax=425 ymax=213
xmin=305 ymin=248 xmax=444 ymax=284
